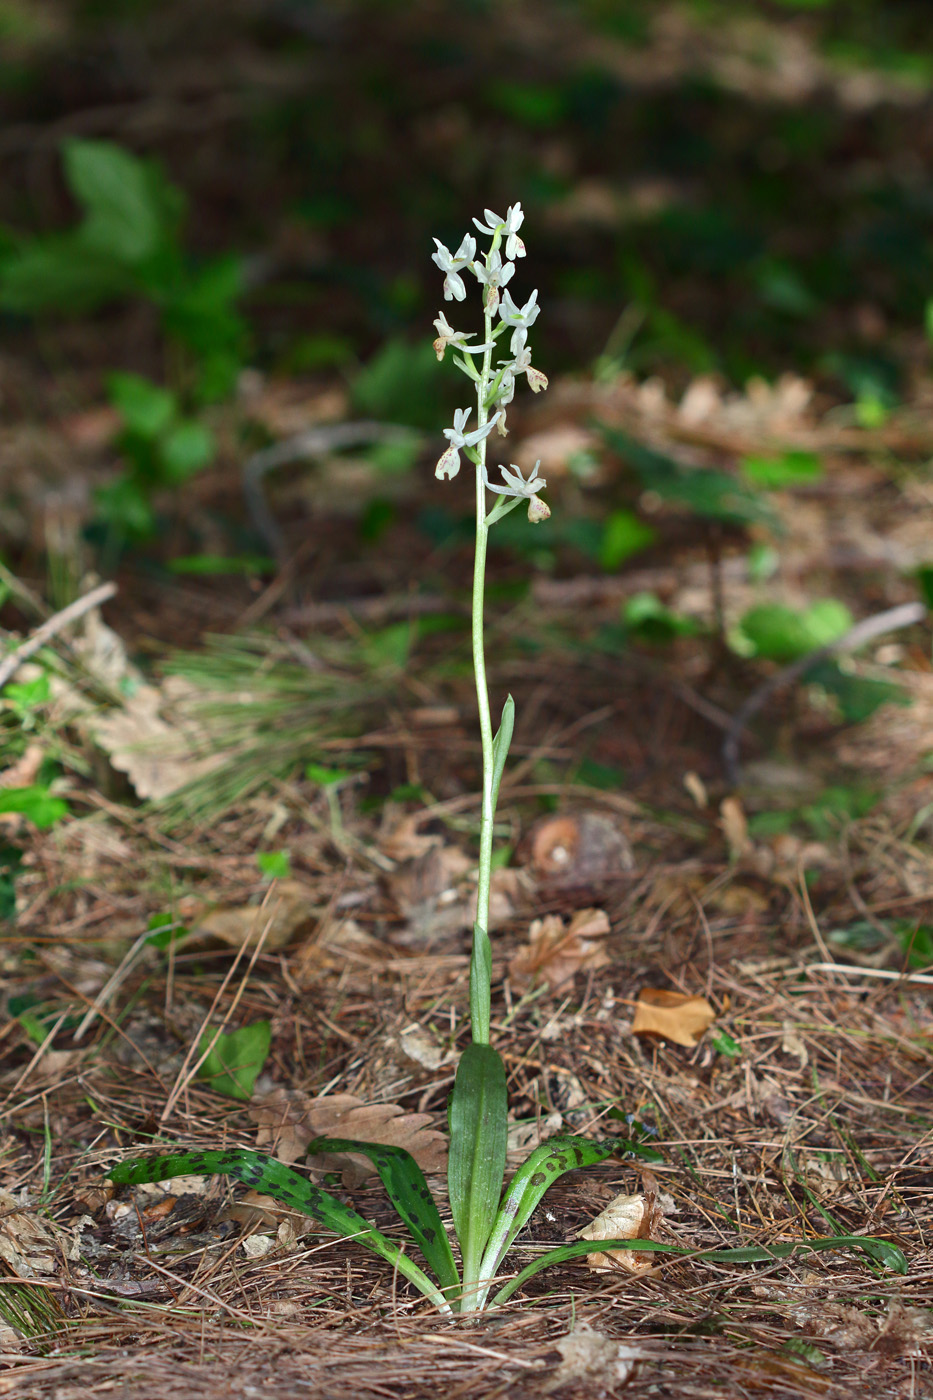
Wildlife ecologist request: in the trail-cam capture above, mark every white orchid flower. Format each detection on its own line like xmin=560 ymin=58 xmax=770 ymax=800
xmin=482 ymin=458 xmax=546 ymax=499
xmin=431 ymin=233 xmax=477 ymax=302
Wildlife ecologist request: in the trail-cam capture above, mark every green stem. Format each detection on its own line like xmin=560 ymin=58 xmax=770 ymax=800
xmin=469 ymin=260 xmax=498 ymax=1048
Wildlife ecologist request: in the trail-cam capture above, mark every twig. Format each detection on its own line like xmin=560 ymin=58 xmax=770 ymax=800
xmin=804 ymin=963 xmax=933 ymax=986
xmin=722 ymin=600 xmax=927 ymax=784
xmin=243 ymin=421 xmax=421 ymax=557
xmin=0 ymin=580 xmax=118 ymax=690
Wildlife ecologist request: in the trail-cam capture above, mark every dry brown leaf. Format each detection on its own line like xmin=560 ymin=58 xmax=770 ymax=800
xmin=396 ymin=1024 xmax=455 ymax=1071
xmin=543 ymin=1323 xmax=643 ymax=1392
xmin=92 ymin=679 xmax=223 ymax=800
xmin=193 ymin=880 xmax=314 ymax=951
xmin=390 ymin=843 xmax=530 ymax=944
xmin=631 ymin=988 xmax=716 ymax=1047
xmin=225 ymin=1190 xmax=312 ymax=1236
xmin=0 ymin=1189 xmax=62 ymax=1277
xmin=250 ymin=1087 xmax=447 ymax=1185
xmin=577 ymin=1173 xmax=664 ymax=1274
xmin=530 ymin=813 xmax=634 ymax=883
xmin=509 ymin=907 xmax=611 ymax=992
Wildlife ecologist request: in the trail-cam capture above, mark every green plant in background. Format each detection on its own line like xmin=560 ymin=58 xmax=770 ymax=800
xmin=0 ymin=139 xmax=246 ymax=545
xmin=735 ymin=599 xmax=908 ymax=721
xmin=95 ymin=372 xmax=216 ymax=542
xmin=0 ymin=139 xmax=248 ymax=402
xmin=108 ymin=207 xmax=905 ymax=1315
xmin=197 ymin=1022 xmax=272 ymax=1102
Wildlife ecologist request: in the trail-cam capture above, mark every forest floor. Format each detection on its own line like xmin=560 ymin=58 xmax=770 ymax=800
xmin=2 ymin=2 xmax=933 ymax=1396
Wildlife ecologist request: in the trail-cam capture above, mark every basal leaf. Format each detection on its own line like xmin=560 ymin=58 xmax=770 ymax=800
xmin=489 ymin=1232 xmax=907 ymax=1308
xmin=108 ymin=1150 xmax=451 ymax=1312
xmin=306 ymin=1136 xmax=459 ymax=1299
xmin=447 ymin=1043 xmax=507 ymax=1302
xmin=475 ymin=1136 xmax=617 ymax=1308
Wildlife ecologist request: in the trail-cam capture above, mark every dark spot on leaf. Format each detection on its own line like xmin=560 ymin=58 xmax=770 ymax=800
xmin=530 ymin=1172 xmax=546 ymax=1187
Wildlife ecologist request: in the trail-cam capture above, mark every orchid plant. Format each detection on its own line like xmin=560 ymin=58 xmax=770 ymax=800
xmin=107 ymin=207 xmax=906 ymax=1315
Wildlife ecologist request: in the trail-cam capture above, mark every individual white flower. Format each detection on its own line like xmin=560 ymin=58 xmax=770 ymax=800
xmin=499 ymin=288 xmax=540 ymax=352
xmin=435 ymin=407 xmax=502 ymax=480
xmin=482 ymin=458 xmax=546 ymax=499
xmin=432 ymin=312 xmax=494 ymax=361
xmin=474 ymin=249 xmax=515 ymax=316
xmin=431 ymin=234 xmax=477 ymax=302
xmin=473 ymin=203 xmax=526 ymax=259
xmin=474 ymin=249 xmax=515 ymax=291
xmin=498 ymin=330 xmax=548 ymax=393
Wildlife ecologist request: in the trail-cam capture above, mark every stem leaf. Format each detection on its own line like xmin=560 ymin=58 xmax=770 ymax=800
xmin=490 ymin=693 xmax=514 ymax=812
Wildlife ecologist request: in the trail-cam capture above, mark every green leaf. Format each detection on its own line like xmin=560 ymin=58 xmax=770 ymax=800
xmin=107 ymin=1150 xmax=451 ymax=1311
xmin=108 ymin=372 xmax=176 ymax=438
xmin=0 ymin=235 xmax=135 ymax=314
xmin=167 ymin=554 xmax=276 ymax=576
xmin=256 ymin=850 xmax=290 ymax=880
xmin=623 ymin=592 xmax=698 ymax=641
xmin=145 ymin=913 xmax=188 ymax=950
xmin=711 ymin=1030 xmax=742 ymax=1059
xmin=741 ymin=451 xmax=823 ymax=490
xmin=599 ymin=510 xmax=656 ymax=570
xmin=351 ymin=338 xmax=446 ymax=429
xmin=64 ymin=139 xmax=163 ymax=264
xmin=469 ymin=923 xmax=493 ymax=1046
xmin=489 ymin=694 xmax=514 ymax=813
xmin=475 ymin=1136 xmax=618 ymax=1308
xmin=893 ymin=920 xmax=933 ymax=970
xmin=305 ymin=1136 xmax=459 ymax=1300
xmin=3 ymin=673 xmax=51 ymax=714
xmin=0 ymin=785 xmax=68 ymax=829
xmin=93 ymin=476 xmax=156 ymax=538
xmin=0 ymin=843 xmax=23 ymax=922
xmin=159 ymin=420 xmax=215 ymax=482
xmin=305 ymin=763 xmax=357 ymax=787
xmin=361 ymin=621 xmax=415 ymax=673
xmin=601 ymin=427 xmax=777 ymax=530
xmin=447 ymin=1043 xmax=508 ymax=1303
xmin=489 ymin=1232 xmax=907 ymax=1308
xmin=738 ymin=600 xmax=853 ymax=662
xmin=197 ymin=1022 xmax=271 ymax=1101
xmin=807 ymin=659 xmax=909 ymax=723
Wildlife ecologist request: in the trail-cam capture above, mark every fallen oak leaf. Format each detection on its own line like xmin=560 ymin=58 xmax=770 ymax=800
xmin=631 ymin=988 xmax=716 ymax=1047
xmin=577 ymin=1172 xmax=665 ymax=1274
xmin=509 ymin=907 xmax=611 ymax=992
xmin=249 ymin=1087 xmax=447 ymax=1186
